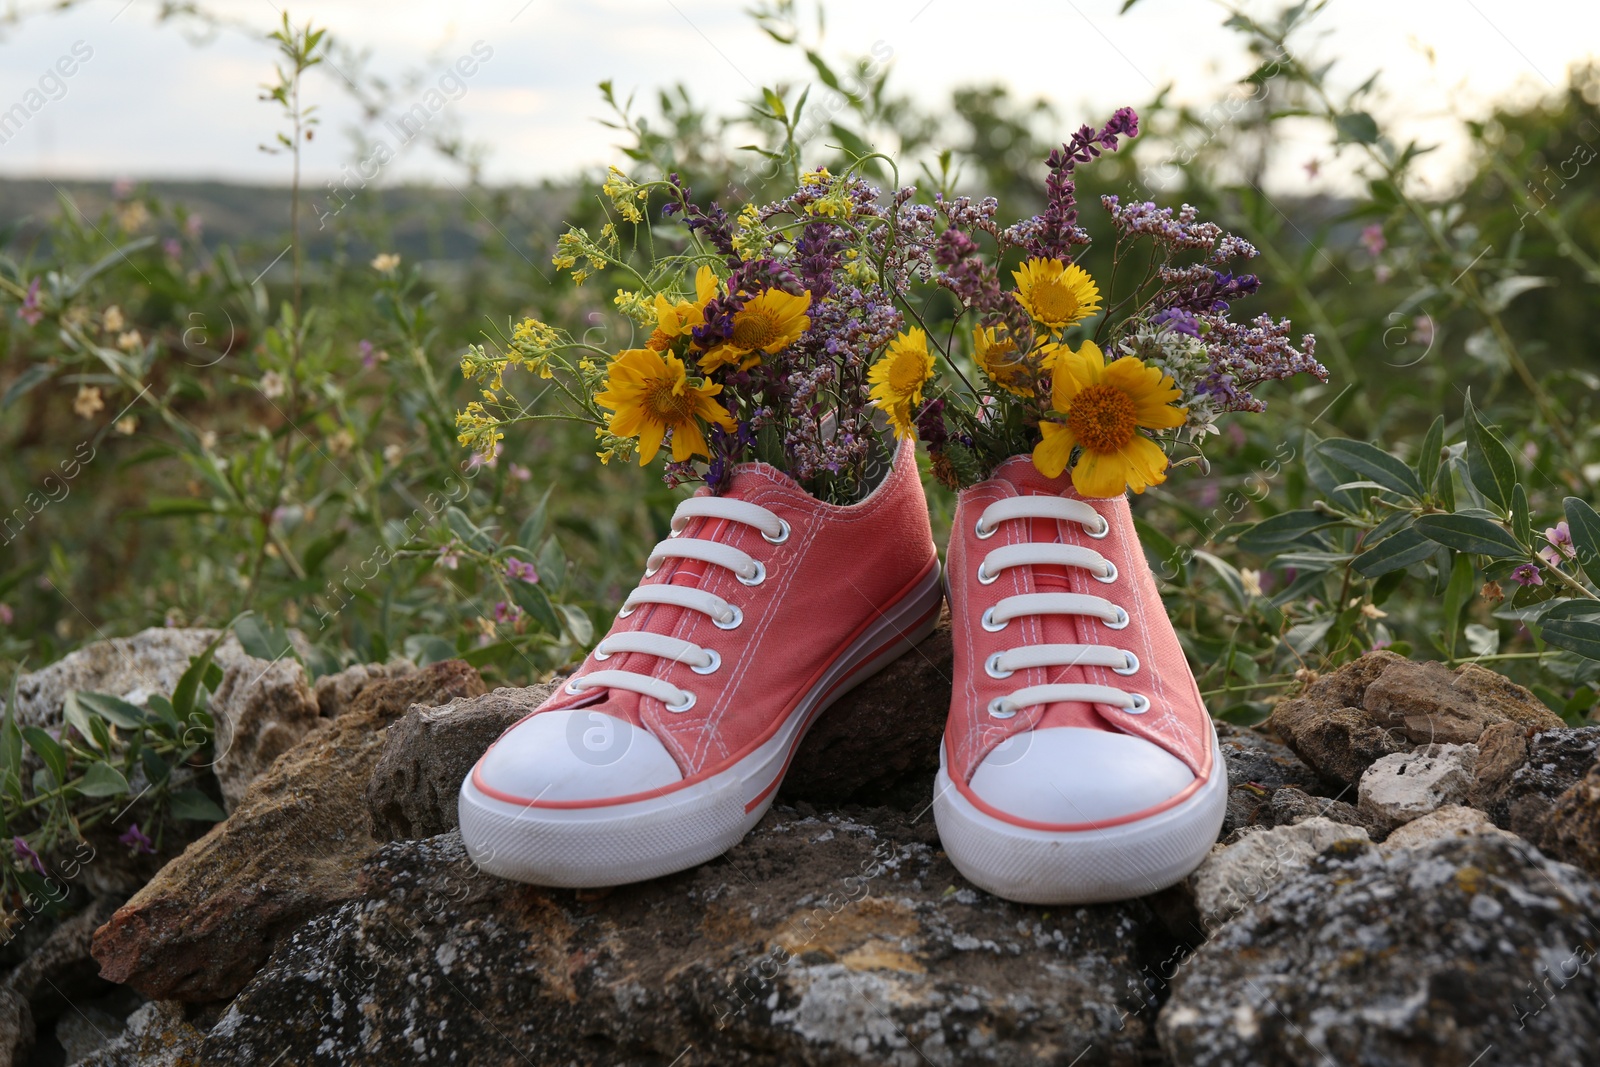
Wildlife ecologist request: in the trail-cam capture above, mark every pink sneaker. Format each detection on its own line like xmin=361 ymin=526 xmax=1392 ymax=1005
xmin=460 ymin=440 xmax=943 ymax=887
xmin=934 ymin=455 xmax=1226 ymax=904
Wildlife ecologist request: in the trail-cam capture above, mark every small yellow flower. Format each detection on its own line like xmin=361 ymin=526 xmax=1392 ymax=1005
xmin=973 ymin=326 xmax=1056 ymax=397
xmin=1240 ymin=568 xmax=1263 ymax=598
xmin=698 ymin=287 xmax=811 ymax=373
xmin=800 ymin=167 xmax=833 ymax=187
xmin=370 ymin=252 xmax=401 ymax=273
xmin=115 ymin=416 xmax=137 ymax=435
xmin=1012 ymin=258 xmax=1101 ymax=332
xmin=1031 ymin=340 xmax=1187 ymax=498
xmin=102 ymin=305 xmax=125 ymax=333
xmin=649 ymin=266 xmax=720 ymax=350
xmin=116 ymin=329 xmax=143 ymax=352
xmin=867 ymin=328 xmax=935 ymax=440
xmin=594 ymin=348 xmax=736 ymax=465
xmin=73 ymin=385 xmax=104 ymax=419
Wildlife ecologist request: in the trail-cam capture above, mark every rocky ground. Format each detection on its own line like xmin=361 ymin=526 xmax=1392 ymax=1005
xmin=2 ymin=629 xmax=1598 ymax=1065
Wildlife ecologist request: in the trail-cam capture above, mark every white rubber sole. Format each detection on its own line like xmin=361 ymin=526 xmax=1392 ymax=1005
xmin=933 ymin=725 xmax=1227 ymax=905
xmin=459 ymin=563 xmax=944 ymax=888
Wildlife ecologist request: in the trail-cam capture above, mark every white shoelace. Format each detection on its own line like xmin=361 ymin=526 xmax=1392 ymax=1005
xmin=564 ymin=496 xmax=789 ymax=714
xmin=974 ymin=496 xmax=1148 ymax=720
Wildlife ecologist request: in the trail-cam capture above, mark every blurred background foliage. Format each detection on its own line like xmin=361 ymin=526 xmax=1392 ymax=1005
xmin=3 ymin=0 xmax=1600 ymax=724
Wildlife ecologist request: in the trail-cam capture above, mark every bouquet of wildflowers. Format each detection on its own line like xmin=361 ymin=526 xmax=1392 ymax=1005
xmin=458 ymin=106 xmax=1325 ymax=502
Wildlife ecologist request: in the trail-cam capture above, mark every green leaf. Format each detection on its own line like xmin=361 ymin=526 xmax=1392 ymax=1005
xmin=167 ymin=787 xmax=227 ymax=822
xmin=1415 ymin=415 xmax=1444 ymax=494
xmin=517 ymin=485 xmax=556 ymax=551
xmin=22 ymin=725 xmax=66 ymax=785
xmin=76 ymin=761 xmax=130 ymax=797
xmin=2 ymin=363 xmax=56 ymax=410
xmin=1463 ymin=391 xmax=1517 ymax=511
xmin=446 ymin=507 xmax=496 ymax=553
xmin=557 ymin=604 xmax=594 ymax=646
xmin=301 ymin=529 xmax=348 ymax=576
xmin=129 ymin=497 xmax=218 ymax=518
xmin=1334 ymin=111 xmax=1380 ymax=144
xmin=1511 ymin=484 xmax=1532 ymax=546
xmin=402 ymin=635 xmax=458 ymax=667
xmin=1353 ymin=528 xmax=1437 ymax=577
xmin=62 ymin=692 xmax=99 ymax=749
xmin=2 ymin=672 xmax=23 ymax=800
xmin=235 ymin=614 xmax=294 ymax=662
xmin=75 ymin=691 xmax=149 ymax=729
xmin=1442 ymin=553 xmax=1476 ymax=660
xmin=1542 ymin=619 xmax=1600 ymax=662
xmin=1563 ymin=497 xmax=1600 ymax=587
xmin=510 ymin=579 xmax=561 ymax=634
xmin=1415 ymin=514 xmax=1525 ymax=559
xmin=1464 ymin=623 xmax=1500 ymax=657
xmin=172 ymin=620 xmax=239 ymax=720
xmin=1193 ymin=551 xmax=1248 ymax=611
xmin=1133 ymin=517 xmax=1185 ymax=581
xmin=1284 ymin=616 xmax=1335 ymax=655
xmin=1235 ymin=510 xmax=1340 ymax=552
xmin=1316 ymin=439 xmax=1424 ymax=499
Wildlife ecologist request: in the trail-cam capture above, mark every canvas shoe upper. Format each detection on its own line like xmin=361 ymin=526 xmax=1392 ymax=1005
xmin=934 ymin=454 xmax=1226 ymax=904
xmin=460 ymin=439 xmax=943 ymax=887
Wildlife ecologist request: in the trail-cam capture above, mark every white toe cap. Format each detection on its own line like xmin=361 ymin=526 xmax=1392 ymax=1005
xmin=475 ymin=708 xmax=683 ymax=803
xmin=969 ymin=727 xmax=1195 ymax=824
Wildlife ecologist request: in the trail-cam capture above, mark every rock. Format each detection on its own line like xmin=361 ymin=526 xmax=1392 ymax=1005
xmin=195 ymin=808 xmax=1179 ymax=1065
xmin=208 ymin=656 xmax=320 ymax=812
xmin=781 ymin=614 xmax=954 ymax=807
xmin=367 ymin=683 xmax=553 ymax=842
xmin=1363 ymin=658 xmax=1563 ymax=745
xmin=1214 ymin=723 xmax=1329 ymax=838
xmin=1358 ymin=743 xmax=1478 ymax=828
xmin=0 ymin=990 xmax=31 ymax=1067
xmin=1381 ymin=804 xmax=1518 ymax=851
xmin=1265 ymin=650 xmax=1409 ymax=786
xmin=4 ymin=897 xmax=120 ymax=1016
xmin=1262 ymin=786 xmax=1384 ymax=838
xmin=54 ymin=1003 xmax=129 ymax=1064
xmin=1158 ymin=833 xmax=1600 ymax=1066
xmin=1188 ymin=818 xmax=1370 ymax=934
xmin=1480 ymin=726 xmax=1600 ymax=839
xmin=1267 ymin=651 xmax=1562 ymax=788
xmin=70 ymin=1000 xmax=206 ymax=1067
xmin=90 ymin=661 xmax=486 ymax=1002
xmin=1541 ymin=763 xmax=1600 ymax=880
xmin=2 ymin=627 xmax=290 ymax=730
xmin=312 ymin=660 xmax=415 ymax=719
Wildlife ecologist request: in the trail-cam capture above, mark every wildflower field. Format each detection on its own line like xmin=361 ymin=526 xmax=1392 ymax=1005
xmin=4 ymin=2 xmax=1600 ymax=882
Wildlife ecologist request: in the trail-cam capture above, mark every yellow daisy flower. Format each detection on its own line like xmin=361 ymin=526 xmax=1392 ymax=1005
xmin=698 ymin=287 xmax=811 ymax=373
xmin=1012 ymin=258 xmax=1102 ymax=332
xmin=974 ymin=326 xmax=1058 ymax=397
xmin=594 ymin=348 xmax=736 ymax=466
xmin=648 ymin=266 xmax=720 ymax=351
xmin=867 ymin=328 xmax=936 ymax=440
xmin=1031 ymin=340 xmax=1187 ymax=498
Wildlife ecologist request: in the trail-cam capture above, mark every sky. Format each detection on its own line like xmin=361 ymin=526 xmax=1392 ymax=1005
xmin=0 ymin=0 xmax=1593 ymax=192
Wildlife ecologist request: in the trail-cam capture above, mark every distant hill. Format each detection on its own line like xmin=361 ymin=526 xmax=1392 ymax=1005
xmin=0 ymin=178 xmax=576 ymax=267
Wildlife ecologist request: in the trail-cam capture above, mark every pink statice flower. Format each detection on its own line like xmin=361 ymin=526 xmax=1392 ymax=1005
xmin=0 ymin=603 xmax=12 ymax=626
xmin=435 ymin=544 xmax=461 ymax=571
xmin=17 ymin=279 xmax=42 ymax=326
xmin=1360 ymin=224 xmax=1386 ymax=256
xmin=1540 ymin=521 xmax=1576 ymax=567
xmin=493 ymin=601 xmax=523 ymax=624
xmin=508 ymin=463 xmax=531 ymax=483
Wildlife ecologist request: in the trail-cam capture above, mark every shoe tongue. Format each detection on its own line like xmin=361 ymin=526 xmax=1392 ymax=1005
xmin=988 ymin=455 xmax=1119 ymax=733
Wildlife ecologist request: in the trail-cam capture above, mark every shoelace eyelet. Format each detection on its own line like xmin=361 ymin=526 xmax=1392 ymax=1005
xmin=1104 ymin=605 xmax=1130 ymax=630
xmin=986 ymin=698 xmax=1017 ymax=719
xmin=762 ymin=519 xmax=791 ymax=545
xmin=1094 ymin=560 xmax=1119 ymax=584
xmin=981 ymin=606 xmax=1008 ymax=632
xmin=974 ymin=517 xmax=996 ymax=540
xmin=665 ymin=690 xmax=696 ymax=713
xmin=984 ymin=652 xmax=1013 ymax=679
xmin=1114 ymin=650 xmax=1140 ymax=676
xmin=976 ymin=562 xmax=999 ymax=585
xmin=738 ymin=560 xmax=767 ymax=587
xmin=691 ymin=649 xmax=721 ymax=675
xmin=592 ymin=647 xmax=612 ymax=662
xmin=1085 ymin=515 xmax=1111 ymax=539
xmin=564 ymin=678 xmax=586 ymax=695
xmin=1122 ymin=693 xmax=1150 ymax=714
xmin=617 ymin=604 xmax=635 ymax=618
xmin=714 ymin=605 xmax=744 ymax=630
